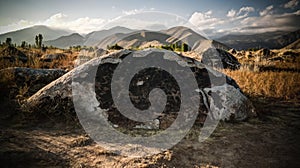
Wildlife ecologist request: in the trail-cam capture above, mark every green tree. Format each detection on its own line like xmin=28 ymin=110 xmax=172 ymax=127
xmin=35 ymin=35 xmax=39 ymax=48
xmin=181 ymin=43 xmax=189 ymax=52
xmin=21 ymin=41 xmax=27 ymax=48
xmin=5 ymin=38 xmax=12 ymax=46
xmin=107 ymin=43 xmax=123 ymax=50
xmin=38 ymin=34 xmax=43 ymax=48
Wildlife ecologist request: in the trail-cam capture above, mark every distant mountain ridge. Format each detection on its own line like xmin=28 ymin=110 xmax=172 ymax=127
xmin=97 ymin=26 xmax=230 ymax=51
xmin=2 ymin=25 xmax=298 ymax=50
xmin=284 ymin=39 xmax=300 ymax=49
xmin=0 ymin=25 xmax=70 ymax=45
xmin=217 ymin=29 xmax=300 ymax=49
xmin=44 ymin=33 xmax=85 ymax=48
xmin=43 ymin=26 xmax=135 ymax=48
xmin=84 ymin=26 xmax=134 ymax=46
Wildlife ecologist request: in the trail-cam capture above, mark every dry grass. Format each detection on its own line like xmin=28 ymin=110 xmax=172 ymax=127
xmin=0 ymin=48 xmax=76 ymax=70
xmin=223 ymin=69 xmax=300 ymax=100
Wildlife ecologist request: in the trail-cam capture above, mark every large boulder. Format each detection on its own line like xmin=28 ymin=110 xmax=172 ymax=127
xmin=40 ymin=53 xmax=67 ymax=62
xmin=0 ymin=67 xmax=66 ymax=98
xmin=23 ymin=49 xmax=255 ymax=128
xmin=74 ymin=48 xmax=108 ymax=66
xmin=201 ymin=48 xmax=241 ymax=70
xmin=0 ymin=46 xmax=27 ymax=63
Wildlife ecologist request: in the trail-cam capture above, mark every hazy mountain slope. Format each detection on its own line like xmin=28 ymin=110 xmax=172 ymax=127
xmin=84 ymin=26 xmax=134 ymax=46
xmin=42 ymin=26 xmax=135 ymax=48
xmin=284 ymin=38 xmax=300 ymax=49
xmin=275 ymin=29 xmax=300 ymax=48
xmin=217 ymin=30 xmax=300 ymax=49
xmin=161 ymin=26 xmax=207 ymax=48
xmin=0 ymin=25 xmax=70 ymax=45
xmin=96 ymin=33 xmax=129 ymax=49
xmin=97 ymin=26 xmax=229 ymax=51
xmin=44 ymin=33 xmax=84 ymax=48
xmin=118 ymin=31 xmax=172 ymax=48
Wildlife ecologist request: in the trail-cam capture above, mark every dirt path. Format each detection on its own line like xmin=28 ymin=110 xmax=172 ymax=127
xmin=1 ymin=98 xmax=300 ymax=167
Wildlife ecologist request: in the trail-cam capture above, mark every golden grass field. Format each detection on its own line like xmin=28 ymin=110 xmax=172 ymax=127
xmin=1 ymin=46 xmax=299 ymax=100
xmin=1 ymin=46 xmax=300 ymax=167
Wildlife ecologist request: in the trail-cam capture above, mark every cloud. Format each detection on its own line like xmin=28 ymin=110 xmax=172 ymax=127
xmin=105 ymin=12 xmax=187 ymax=30
xmin=189 ymin=11 xmax=223 ymax=29
xmin=227 ymin=9 xmax=237 ymax=17
xmin=284 ymin=0 xmax=299 ymax=9
xmin=238 ymin=7 xmax=255 ymax=17
xmin=0 ymin=20 xmax=35 ymax=34
xmin=0 ymin=13 xmax=106 ymax=34
xmin=43 ymin=13 xmax=106 ymax=33
xmin=259 ymin=5 xmax=274 ymax=16
xmin=239 ymin=11 xmax=300 ymax=33
xmin=122 ymin=9 xmax=144 ymax=15
xmin=226 ymin=6 xmax=254 ymax=19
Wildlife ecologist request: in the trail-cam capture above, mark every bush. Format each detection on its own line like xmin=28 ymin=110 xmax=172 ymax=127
xmin=107 ymin=44 xmax=123 ymax=50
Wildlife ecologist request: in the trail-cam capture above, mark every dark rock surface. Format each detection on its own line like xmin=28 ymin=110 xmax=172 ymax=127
xmin=0 ymin=67 xmax=66 ymax=98
xmin=23 ymin=49 xmax=254 ymax=128
xmin=40 ymin=53 xmax=67 ymax=62
xmin=0 ymin=46 xmax=28 ymax=63
xmin=202 ymin=48 xmax=241 ymax=70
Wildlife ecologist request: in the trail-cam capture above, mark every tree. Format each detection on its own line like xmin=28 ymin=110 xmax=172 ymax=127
xmin=35 ymin=35 xmax=39 ymax=48
xmin=35 ymin=34 xmax=43 ymax=48
xmin=38 ymin=34 xmax=43 ymax=48
xmin=21 ymin=41 xmax=27 ymax=48
xmin=181 ymin=43 xmax=189 ymax=52
xmin=5 ymin=38 xmax=12 ymax=46
xmin=107 ymin=43 xmax=123 ymax=50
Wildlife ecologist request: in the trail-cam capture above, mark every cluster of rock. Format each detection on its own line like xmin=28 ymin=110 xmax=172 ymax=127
xmin=228 ymin=48 xmax=299 ymax=63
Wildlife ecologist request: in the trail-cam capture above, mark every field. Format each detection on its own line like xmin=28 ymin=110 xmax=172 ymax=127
xmin=1 ymin=46 xmax=300 ymax=167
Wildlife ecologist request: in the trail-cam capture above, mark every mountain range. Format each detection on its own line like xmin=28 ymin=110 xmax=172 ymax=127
xmin=0 ymin=25 xmax=70 ymax=45
xmin=97 ymin=26 xmax=229 ymax=51
xmin=217 ymin=29 xmax=300 ymax=50
xmin=1 ymin=25 xmax=299 ymax=50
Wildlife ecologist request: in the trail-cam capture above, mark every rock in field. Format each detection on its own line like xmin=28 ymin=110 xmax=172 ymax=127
xmin=23 ymin=49 xmax=255 ymax=128
xmin=202 ymin=48 xmax=241 ymax=70
xmin=0 ymin=67 xmax=66 ymax=98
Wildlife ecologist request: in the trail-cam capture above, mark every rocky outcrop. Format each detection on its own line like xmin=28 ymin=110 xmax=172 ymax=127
xmin=0 ymin=46 xmax=27 ymax=63
xmin=0 ymin=67 xmax=66 ymax=98
xmin=201 ymin=48 xmax=241 ymax=70
xmin=40 ymin=53 xmax=67 ymax=62
xmin=23 ymin=49 xmax=255 ymax=128
xmin=255 ymin=48 xmax=273 ymax=58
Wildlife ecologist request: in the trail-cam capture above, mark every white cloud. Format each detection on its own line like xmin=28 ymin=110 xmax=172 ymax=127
xmin=205 ymin=10 xmax=212 ymax=15
xmin=0 ymin=13 xmax=106 ymax=34
xmin=189 ymin=11 xmax=223 ymax=29
xmin=36 ymin=13 xmax=105 ymax=34
xmin=238 ymin=11 xmax=300 ymax=34
xmin=259 ymin=5 xmax=274 ymax=16
xmin=284 ymin=0 xmax=299 ymax=9
xmin=45 ymin=14 xmax=105 ymax=33
xmin=226 ymin=6 xmax=254 ymax=19
xmin=122 ymin=9 xmax=144 ymax=15
xmin=0 ymin=20 xmax=35 ymax=34
xmin=238 ymin=7 xmax=255 ymax=17
xmin=227 ymin=9 xmax=237 ymax=17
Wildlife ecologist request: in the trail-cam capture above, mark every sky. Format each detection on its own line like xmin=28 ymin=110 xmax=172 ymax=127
xmin=0 ymin=0 xmax=300 ymax=38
